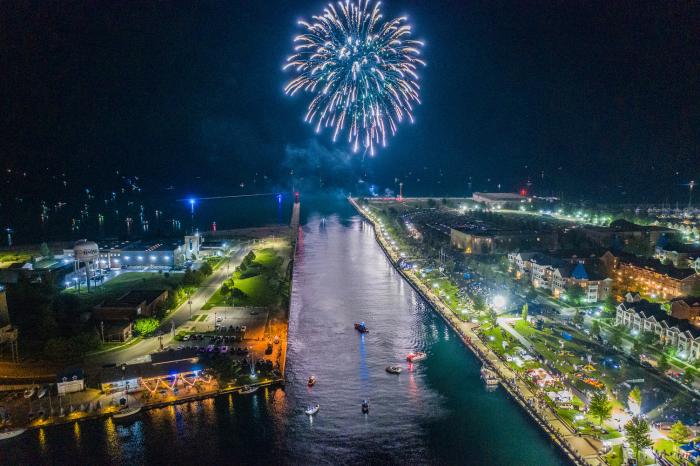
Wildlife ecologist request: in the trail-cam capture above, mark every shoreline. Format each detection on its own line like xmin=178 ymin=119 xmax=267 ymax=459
xmin=7 ymin=235 xmax=296 ymax=435
xmin=349 ymin=197 xmax=600 ymax=466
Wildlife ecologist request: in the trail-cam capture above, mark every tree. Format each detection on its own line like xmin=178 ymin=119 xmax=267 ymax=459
xmin=39 ymin=242 xmax=52 ymax=259
xmin=683 ymin=369 xmax=695 ymax=386
xmin=588 ymin=391 xmax=612 ymax=426
xmin=609 ymin=325 xmax=623 ymax=347
xmin=668 ymin=420 xmax=692 ymax=445
xmin=591 ymin=320 xmax=601 ymax=338
xmin=568 ymin=286 xmax=585 ymax=306
xmin=573 ymin=311 xmax=584 ymax=326
xmin=628 ymin=386 xmax=642 ymax=415
xmin=624 ymin=416 xmax=653 ymax=465
xmin=521 ymin=303 xmax=528 ymax=321
xmin=199 ymin=261 xmax=213 ymax=277
xmin=473 ymin=295 xmax=487 ymax=313
xmin=657 ymin=352 xmax=670 ymax=373
xmin=134 ymin=318 xmax=159 ymax=336
xmin=631 ymin=338 xmax=643 ymax=359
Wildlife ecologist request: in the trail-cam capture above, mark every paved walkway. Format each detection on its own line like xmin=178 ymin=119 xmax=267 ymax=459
xmin=351 ymin=198 xmax=605 ymax=466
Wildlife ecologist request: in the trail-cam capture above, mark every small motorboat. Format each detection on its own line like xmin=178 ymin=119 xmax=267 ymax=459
xmin=0 ymin=428 xmax=27 ymax=441
xmin=23 ymin=387 xmax=35 ymax=399
xmin=385 ymin=366 xmax=402 ymax=375
xmin=406 ymin=351 xmax=427 ymax=363
xmin=307 ymin=376 xmax=317 ymax=387
xmin=305 ymin=404 xmax=320 ymax=416
xmin=480 ymin=366 xmax=499 ymax=386
xmin=239 ymin=385 xmax=258 ymax=395
xmin=113 ymin=405 xmax=141 ymax=420
xmin=354 ymin=322 xmax=369 ymax=333
xmin=37 ymin=386 xmax=49 ymax=399
xmin=362 ymin=400 xmax=370 ymax=414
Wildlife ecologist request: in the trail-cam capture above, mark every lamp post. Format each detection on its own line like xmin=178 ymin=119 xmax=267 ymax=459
xmin=689 ymin=181 xmax=696 ymax=208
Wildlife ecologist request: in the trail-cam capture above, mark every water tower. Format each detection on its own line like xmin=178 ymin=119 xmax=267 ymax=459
xmin=73 ymin=239 xmax=99 ymax=292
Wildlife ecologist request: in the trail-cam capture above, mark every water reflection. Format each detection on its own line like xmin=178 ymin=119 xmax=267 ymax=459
xmin=6 ymin=201 xmax=568 ymax=465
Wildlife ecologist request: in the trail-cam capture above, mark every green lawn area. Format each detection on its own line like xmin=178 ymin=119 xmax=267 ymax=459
xmin=605 ymin=445 xmax=623 ymax=466
xmin=190 ymin=314 xmax=201 ymax=321
xmin=203 ymin=246 xmax=288 ymax=310
xmin=64 ymin=272 xmax=183 ymax=310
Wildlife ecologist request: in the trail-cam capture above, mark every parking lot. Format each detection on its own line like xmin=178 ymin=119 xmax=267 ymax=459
xmin=210 ymin=306 xmax=269 ymax=340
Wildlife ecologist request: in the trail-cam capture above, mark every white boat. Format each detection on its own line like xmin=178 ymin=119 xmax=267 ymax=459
xmin=239 ymin=385 xmax=258 ymax=395
xmin=305 ymin=404 xmax=320 ymax=416
xmin=113 ymin=405 xmax=142 ymax=420
xmin=406 ymin=351 xmax=427 ymax=362
xmin=0 ymin=428 xmax=26 ymax=441
xmin=386 ymin=366 xmax=402 ymax=374
xmin=480 ymin=367 xmax=499 ymax=386
xmin=37 ymin=386 xmax=48 ymax=399
xmin=23 ymin=387 xmax=35 ymax=399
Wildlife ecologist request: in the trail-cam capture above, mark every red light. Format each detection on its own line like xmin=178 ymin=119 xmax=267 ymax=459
xmin=519 ymin=188 xmax=528 ymax=197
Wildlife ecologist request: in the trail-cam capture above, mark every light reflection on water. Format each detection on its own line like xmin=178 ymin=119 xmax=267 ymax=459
xmin=6 ymin=203 xmax=569 ymax=465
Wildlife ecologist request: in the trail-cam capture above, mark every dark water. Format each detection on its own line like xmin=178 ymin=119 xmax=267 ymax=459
xmin=4 ymin=198 xmax=568 ymax=465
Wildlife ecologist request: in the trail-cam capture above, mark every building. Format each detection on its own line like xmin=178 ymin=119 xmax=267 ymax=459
xmin=451 ymin=227 xmax=558 ymax=255
xmin=98 ymin=352 xmax=205 ymax=394
xmin=580 ymin=219 xmax=676 ymax=249
xmin=62 ymin=239 xmax=184 ymax=270
xmin=615 ymin=300 xmax=700 ymax=360
xmin=57 ymin=368 xmax=85 ymax=395
xmin=655 ymin=242 xmax=700 ymax=268
xmin=670 ymin=297 xmax=700 ymax=323
xmin=93 ymin=289 xmax=169 ymax=321
xmin=472 ymin=192 xmax=524 ymax=209
xmin=602 ymin=251 xmax=700 ymax=299
xmin=102 ymin=321 xmax=133 ymax=342
xmin=507 ymin=252 xmax=612 ymax=303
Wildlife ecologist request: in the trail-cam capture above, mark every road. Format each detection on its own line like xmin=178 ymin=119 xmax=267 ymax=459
xmin=86 ymin=244 xmax=251 ymax=367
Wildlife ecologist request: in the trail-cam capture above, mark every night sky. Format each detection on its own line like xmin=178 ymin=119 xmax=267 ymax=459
xmin=2 ymin=1 xmax=700 ymax=201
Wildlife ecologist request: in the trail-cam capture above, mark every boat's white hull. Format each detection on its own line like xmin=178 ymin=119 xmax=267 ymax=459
xmin=0 ymin=428 xmax=26 ymax=440
xmin=113 ymin=406 xmax=141 ymax=419
xmin=305 ymin=406 xmax=320 ymax=416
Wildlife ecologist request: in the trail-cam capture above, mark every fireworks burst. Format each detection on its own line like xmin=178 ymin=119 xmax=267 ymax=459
xmin=284 ymin=0 xmax=425 ymax=155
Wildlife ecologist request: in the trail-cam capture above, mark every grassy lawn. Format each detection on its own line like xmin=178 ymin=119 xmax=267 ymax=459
xmin=190 ymin=314 xmax=201 ymax=321
xmin=64 ymin=272 xmax=183 ymax=310
xmin=605 ymin=444 xmax=623 ymax=466
xmin=203 ymin=245 xmax=289 ymax=310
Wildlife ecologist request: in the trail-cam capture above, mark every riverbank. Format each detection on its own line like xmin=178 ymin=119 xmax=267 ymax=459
xmin=349 ymin=197 xmax=603 ymax=466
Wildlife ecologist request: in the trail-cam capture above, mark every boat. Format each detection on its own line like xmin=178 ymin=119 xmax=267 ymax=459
xmin=362 ymin=400 xmax=370 ymax=414
xmin=23 ymin=387 xmax=35 ymax=399
xmin=305 ymin=404 xmax=320 ymax=416
xmin=113 ymin=405 xmax=141 ymax=420
xmin=239 ymin=385 xmax=258 ymax=395
xmin=0 ymin=428 xmax=26 ymax=441
xmin=480 ymin=366 xmax=499 ymax=386
xmin=406 ymin=351 xmax=427 ymax=363
xmin=307 ymin=376 xmax=317 ymax=387
xmin=37 ymin=386 xmax=49 ymax=399
xmin=354 ymin=322 xmax=369 ymax=333
xmin=385 ymin=366 xmax=402 ymax=375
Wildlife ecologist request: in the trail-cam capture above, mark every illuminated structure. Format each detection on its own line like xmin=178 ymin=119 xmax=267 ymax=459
xmin=508 ymin=252 xmax=612 ymax=303
xmin=616 ymin=300 xmax=700 ymax=360
xmin=602 ymin=250 xmax=700 ymax=299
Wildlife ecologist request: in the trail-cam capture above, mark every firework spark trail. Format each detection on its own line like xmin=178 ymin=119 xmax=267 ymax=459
xmin=284 ymin=0 xmax=425 ymax=156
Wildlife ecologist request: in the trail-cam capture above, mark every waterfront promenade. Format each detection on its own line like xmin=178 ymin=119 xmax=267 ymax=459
xmin=349 ymin=197 xmax=604 ymax=466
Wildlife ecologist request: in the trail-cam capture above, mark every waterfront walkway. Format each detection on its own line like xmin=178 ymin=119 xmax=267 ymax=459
xmin=350 ymin=198 xmax=604 ymax=466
